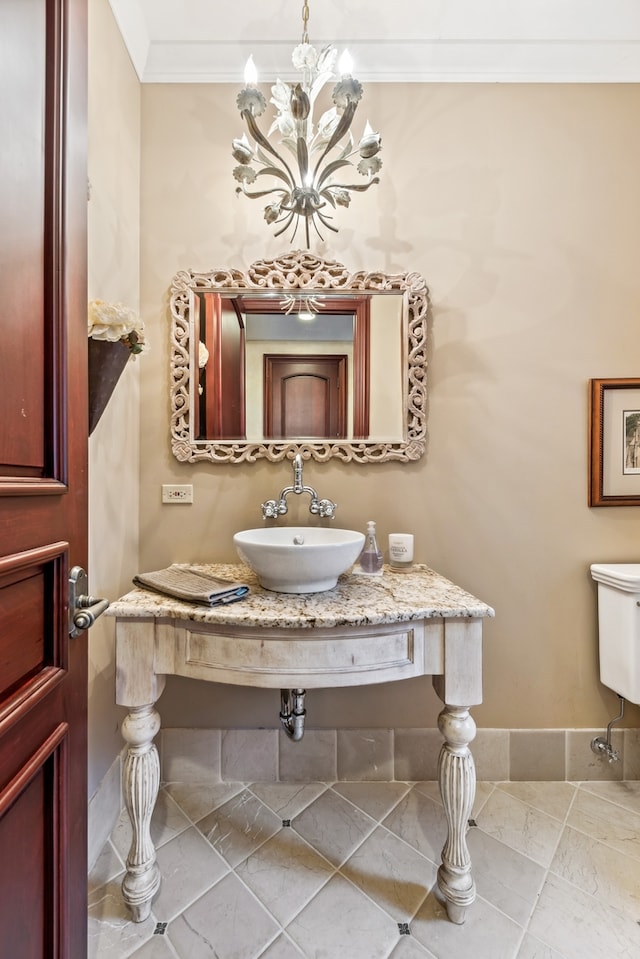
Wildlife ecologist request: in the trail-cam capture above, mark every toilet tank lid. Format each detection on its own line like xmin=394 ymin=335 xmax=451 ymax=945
xmin=590 ymin=563 xmax=640 ymax=591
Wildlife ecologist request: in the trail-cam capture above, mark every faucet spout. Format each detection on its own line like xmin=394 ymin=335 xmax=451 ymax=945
xmin=260 ymin=454 xmax=338 ymax=520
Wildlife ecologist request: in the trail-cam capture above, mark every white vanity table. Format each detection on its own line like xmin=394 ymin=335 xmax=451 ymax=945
xmin=110 ymin=563 xmax=494 ymax=926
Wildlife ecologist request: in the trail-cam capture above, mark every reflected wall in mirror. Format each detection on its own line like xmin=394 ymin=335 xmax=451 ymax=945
xmin=170 ymin=251 xmax=429 ymax=463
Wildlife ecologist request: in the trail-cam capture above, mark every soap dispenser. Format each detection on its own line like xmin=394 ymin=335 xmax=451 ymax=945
xmin=359 ymin=520 xmax=384 ymax=574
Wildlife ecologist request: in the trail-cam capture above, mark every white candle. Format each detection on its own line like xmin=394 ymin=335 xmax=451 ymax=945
xmin=244 ymin=55 xmax=258 ymax=87
xmin=338 ymin=49 xmax=353 ymax=77
xmin=388 ymin=533 xmax=414 ymax=568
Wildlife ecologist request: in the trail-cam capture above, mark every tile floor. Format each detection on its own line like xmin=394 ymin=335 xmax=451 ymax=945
xmin=88 ymin=779 xmax=640 ymax=959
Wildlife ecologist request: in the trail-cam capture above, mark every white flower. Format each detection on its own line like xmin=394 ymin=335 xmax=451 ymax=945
xmin=268 ymin=112 xmax=297 ymax=140
xmin=332 ymin=77 xmax=363 ymax=108
xmin=232 ymin=134 xmax=254 ymax=164
xmin=316 ymin=45 xmax=337 ymax=75
xmin=236 ymin=87 xmax=266 ymax=116
xmin=264 ymin=202 xmax=282 ymax=224
xmin=233 ymin=165 xmax=258 ymax=184
xmin=314 ymin=107 xmax=340 ymax=142
xmin=357 ymin=156 xmax=382 ymax=176
xmin=88 ymin=300 xmax=147 ymax=354
xmin=358 ymin=125 xmax=382 ymax=158
xmin=291 ymin=43 xmax=318 ymax=71
xmin=270 ymin=78 xmax=292 ymax=114
xmin=88 ymin=301 xmax=139 ymax=340
xmin=198 ymin=342 xmax=209 ymax=369
xmin=329 ymin=187 xmax=351 ymax=208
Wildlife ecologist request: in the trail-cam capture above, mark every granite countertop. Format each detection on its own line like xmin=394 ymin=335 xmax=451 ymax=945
xmin=108 ymin=563 xmax=495 ymax=630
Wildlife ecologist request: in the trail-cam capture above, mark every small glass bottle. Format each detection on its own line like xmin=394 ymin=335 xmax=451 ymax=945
xmin=359 ymin=520 xmax=384 ymax=574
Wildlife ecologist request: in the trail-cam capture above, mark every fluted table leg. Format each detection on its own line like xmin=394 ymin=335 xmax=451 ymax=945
xmin=436 ymin=704 xmax=477 ymax=924
xmin=120 ymin=704 xmax=161 ymax=922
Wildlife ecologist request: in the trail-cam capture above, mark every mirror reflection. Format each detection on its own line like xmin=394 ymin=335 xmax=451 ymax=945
xmin=170 ymin=252 xmax=428 ymax=464
xmin=192 ymin=292 xmax=404 ymax=443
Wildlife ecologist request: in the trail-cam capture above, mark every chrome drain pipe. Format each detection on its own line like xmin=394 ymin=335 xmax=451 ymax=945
xmin=280 ymin=688 xmax=306 ymax=741
xmin=591 ymin=694 xmax=625 ymax=763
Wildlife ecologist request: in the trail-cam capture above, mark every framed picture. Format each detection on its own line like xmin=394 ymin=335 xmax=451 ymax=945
xmin=589 ymin=378 xmax=640 ymax=506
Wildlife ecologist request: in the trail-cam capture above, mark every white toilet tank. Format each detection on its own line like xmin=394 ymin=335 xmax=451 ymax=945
xmin=590 ymin=563 xmax=640 ymax=704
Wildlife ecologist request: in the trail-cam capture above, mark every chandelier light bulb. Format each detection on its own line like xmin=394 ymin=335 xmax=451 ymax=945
xmin=338 ymin=49 xmax=353 ymax=77
xmin=231 ymin=0 xmax=383 ymax=247
xmin=244 ymin=55 xmax=258 ymax=86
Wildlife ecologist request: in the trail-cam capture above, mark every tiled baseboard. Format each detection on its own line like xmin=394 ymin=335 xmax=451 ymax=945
xmin=159 ymin=726 xmax=640 ymax=785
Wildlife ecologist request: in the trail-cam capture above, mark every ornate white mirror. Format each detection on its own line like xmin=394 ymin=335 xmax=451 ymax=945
xmin=169 ymin=251 xmax=428 ymax=463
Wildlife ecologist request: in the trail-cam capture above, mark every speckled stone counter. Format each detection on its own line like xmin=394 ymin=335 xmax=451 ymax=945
xmin=111 ymin=562 xmax=493 ymax=928
xmin=109 ymin=562 xmax=494 ymax=628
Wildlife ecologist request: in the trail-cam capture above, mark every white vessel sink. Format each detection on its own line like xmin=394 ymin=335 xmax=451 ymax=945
xmin=234 ymin=527 xmax=365 ymax=593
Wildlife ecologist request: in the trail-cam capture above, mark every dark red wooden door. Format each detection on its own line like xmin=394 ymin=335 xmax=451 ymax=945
xmin=264 ymin=355 xmax=347 ymax=438
xmin=195 ymin=293 xmax=246 ymax=439
xmin=0 ymin=1 xmax=88 ymax=956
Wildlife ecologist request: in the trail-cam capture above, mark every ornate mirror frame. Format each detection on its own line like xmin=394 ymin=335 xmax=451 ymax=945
xmin=169 ymin=251 xmax=429 ymax=464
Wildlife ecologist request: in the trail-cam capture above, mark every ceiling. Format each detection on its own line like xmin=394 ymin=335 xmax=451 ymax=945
xmin=109 ymin=0 xmax=640 ymax=84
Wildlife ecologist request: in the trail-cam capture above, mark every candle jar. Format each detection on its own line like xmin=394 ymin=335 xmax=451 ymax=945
xmin=388 ymin=533 xmax=414 ymax=570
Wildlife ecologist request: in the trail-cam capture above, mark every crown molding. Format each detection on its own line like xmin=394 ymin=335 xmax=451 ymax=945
xmin=109 ymin=0 xmax=640 ymax=84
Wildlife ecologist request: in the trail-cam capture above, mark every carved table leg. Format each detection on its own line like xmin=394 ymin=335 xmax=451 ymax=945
xmin=436 ymin=704 xmax=477 ymax=924
xmin=120 ymin=704 xmax=161 ymax=922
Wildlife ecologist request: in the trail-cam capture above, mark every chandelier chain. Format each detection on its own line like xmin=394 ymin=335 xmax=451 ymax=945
xmin=301 ymin=0 xmax=310 ymax=44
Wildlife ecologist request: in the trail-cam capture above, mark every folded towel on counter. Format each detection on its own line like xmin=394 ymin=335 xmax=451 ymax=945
xmin=133 ymin=564 xmax=250 ymax=606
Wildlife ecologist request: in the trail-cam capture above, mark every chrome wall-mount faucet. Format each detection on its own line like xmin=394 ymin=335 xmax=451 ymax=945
xmin=261 ymin=453 xmax=337 ymax=520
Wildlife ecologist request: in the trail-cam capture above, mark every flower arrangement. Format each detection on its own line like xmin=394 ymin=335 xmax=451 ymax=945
xmin=88 ymin=300 xmax=147 ymax=356
xmin=87 ymin=300 xmax=148 ymax=433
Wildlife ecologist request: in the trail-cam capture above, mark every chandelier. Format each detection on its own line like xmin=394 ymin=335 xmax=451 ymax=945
xmin=281 ymin=293 xmax=324 ymax=320
xmin=231 ymin=0 xmax=383 ymax=248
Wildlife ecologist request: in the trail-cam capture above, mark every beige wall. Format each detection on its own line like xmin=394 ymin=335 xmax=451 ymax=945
xmin=134 ymin=81 xmax=640 ymax=734
xmin=87 ymin=0 xmax=141 ymax=798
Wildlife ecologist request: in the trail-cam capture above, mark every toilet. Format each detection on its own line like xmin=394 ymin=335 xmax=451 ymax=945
xmin=590 ymin=563 xmax=640 ymax=704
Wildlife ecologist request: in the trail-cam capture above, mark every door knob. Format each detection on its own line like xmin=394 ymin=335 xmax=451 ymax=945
xmin=69 ymin=566 xmax=110 ymax=637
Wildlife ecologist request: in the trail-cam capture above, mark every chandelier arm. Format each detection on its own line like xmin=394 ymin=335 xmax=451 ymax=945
xmin=242 ymin=110 xmax=296 ymax=184
xmin=238 ymin=185 xmax=289 ymax=200
xmin=255 ymin=166 xmax=293 ymax=186
xmin=321 ymin=176 xmax=380 ymax=194
xmin=316 ymin=158 xmax=352 ymax=190
xmin=312 ymin=101 xmax=357 ymax=179
xmin=310 ymin=215 xmax=329 ymax=242
xmin=314 ymin=211 xmax=339 ymax=233
xmin=297 ymin=136 xmax=310 ymax=185
xmin=291 ymin=214 xmax=303 ymax=245
xmin=273 ymin=211 xmax=296 ymax=237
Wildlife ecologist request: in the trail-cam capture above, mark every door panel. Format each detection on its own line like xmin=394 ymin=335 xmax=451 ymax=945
xmin=264 ymin=354 xmax=347 ymax=439
xmin=0 ymin=567 xmax=46 ymax=698
xmin=0 ymin=0 xmax=88 ymax=956
xmin=0 ymin=544 xmax=69 ymax=699
xmin=0 ymin=723 xmax=68 ymax=957
xmin=0 ymin=0 xmax=47 ymax=472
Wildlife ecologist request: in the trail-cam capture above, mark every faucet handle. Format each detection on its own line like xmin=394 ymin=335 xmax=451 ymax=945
xmin=261 ymin=498 xmax=288 ymax=519
xmin=314 ymin=498 xmax=338 ymax=519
